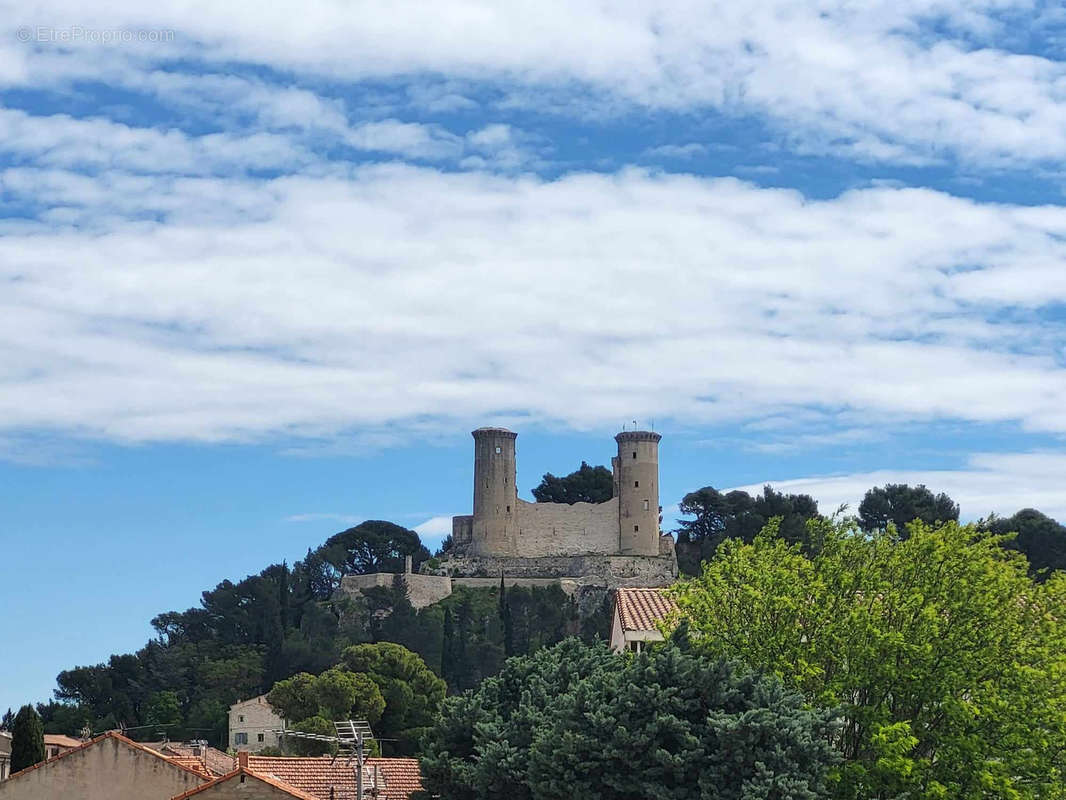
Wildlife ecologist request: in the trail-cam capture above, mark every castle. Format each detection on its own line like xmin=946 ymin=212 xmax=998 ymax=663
xmin=340 ymin=426 xmax=677 ymax=611
xmin=434 ymin=427 xmax=677 ymax=586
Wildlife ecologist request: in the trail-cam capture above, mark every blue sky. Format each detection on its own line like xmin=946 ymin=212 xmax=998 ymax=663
xmin=2 ymin=1 xmax=1066 ymax=714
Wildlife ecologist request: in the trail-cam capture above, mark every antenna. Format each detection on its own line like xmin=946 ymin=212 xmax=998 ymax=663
xmin=275 ymin=721 xmax=378 ymax=799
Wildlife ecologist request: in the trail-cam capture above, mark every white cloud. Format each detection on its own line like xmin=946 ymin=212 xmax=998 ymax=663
xmin=0 ymin=164 xmax=1065 ymax=447
xmin=730 ymin=452 xmax=1066 ymax=524
xmin=285 ymin=512 xmax=362 ymax=525
xmin=3 ymin=2 xmax=1066 ymax=165
xmin=414 ymin=515 xmax=456 ymax=536
xmin=644 ymin=143 xmax=708 ymax=159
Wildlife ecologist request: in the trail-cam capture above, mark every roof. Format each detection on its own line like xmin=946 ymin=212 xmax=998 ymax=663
xmin=158 ymin=742 xmax=236 ymax=777
xmin=4 ymin=731 xmax=213 ymax=783
xmin=42 ymin=734 xmax=83 ymax=749
xmin=169 ymin=767 xmax=321 ymax=800
xmin=614 ymin=587 xmax=677 ymax=633
xmin=247 ymin=755 xmax=423 ymax=800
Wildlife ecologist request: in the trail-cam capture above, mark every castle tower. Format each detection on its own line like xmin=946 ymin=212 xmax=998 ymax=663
xmin=471 ymin=427 xmax=518 ymax=556
xmin=613 ymin=430 xmax=661 ymax=556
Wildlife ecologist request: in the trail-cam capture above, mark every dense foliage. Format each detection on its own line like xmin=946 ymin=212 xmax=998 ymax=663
xmin=982 ymin=507 xmax=1066 ymax=580
xmin=531 ymin=461 xmax=613 ymax=504
xmin=857 ymin=483 xmax=959 ymax=534
xmin=11 ymin=705 xmax=45 ymax=773
xmin=674 ymin=484 xmax=820 ymax=574
xmin=420 ymin=638 xmax=838 ymax=800
xmin=671 ymin=518 xmax=1066 ymax=800
xmin=36 ymin=522 xmax=592 ymax=748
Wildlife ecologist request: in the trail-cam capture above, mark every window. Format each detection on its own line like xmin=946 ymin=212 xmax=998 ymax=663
xmin=506 ymin=505 xmax=511 ymax=513
xmin=257 ymin=733 xmax=265 ymax=743
xmin=634 ymin=525 xmax=639 ymax=532
xmin=495 ymin=446 xmax=502 ymax=454
xmin=238 ymin=715 xmax=244 ymax=723
xmin=634 ymin=480 xmax=639 ymax=487
xmin=235 ymin=733 xmax=248 ymax=745
xmin=643 ymin=499 xmax=649 ymax=510
xmin=632 ymin=451 xmax=637 ymax=459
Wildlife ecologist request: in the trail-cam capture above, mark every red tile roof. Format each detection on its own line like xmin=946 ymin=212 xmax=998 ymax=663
xmin=170 ymin=767 xmax=322 ymax=800
xmin=42 ymin=734 xmax=83 ymax=749
xmin=4 ymin=731 xmax=212 ymax=784
xmin=247 ymin=755 xmax=423 ymax=800
xmin=159 ymin=742 xmax=236 ymax=777
xmin=614 ymin=587 xmax=677 ymax=633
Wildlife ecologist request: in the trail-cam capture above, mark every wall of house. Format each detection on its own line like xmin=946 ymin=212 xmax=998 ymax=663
xmin=229 ymin=697 xmax=284 ymax=752
xmin=188 ymin=772 xmax=307 ymax=799
xmin=0 ymin=737 xmax=204 ymax=800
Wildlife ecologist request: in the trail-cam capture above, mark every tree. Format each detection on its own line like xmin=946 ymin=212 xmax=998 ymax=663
xmin=11 ymin=704 xmax=45 ymax=773
xmin=983 ymin=508 xmax=1066 ymax=580
xmin=1 ymin=708 xmax=13 ymax=730
xmin=290 ymin=715 xmax=336 ymax=757
xmin=674 ymin=484 xmax=820 ymax=574
xmin=420 ymin=638 xmax=838 ymax=800
xmin=318 ymin=520 xmax=431 ymax=578
xmin=267 ymin=673 xmax=318 ymax=724
xmin=670 ymin=518 xmax=1066 ymax=800
xmin=531 ymin=461 xmax=613 ymax=504
xmin=144 ymin=690 xmax=182 ymax=733
xmin=340 ymin=642 xmax=446 ymax=755
xmin=857 ymin=483 xmax=959 ymax=535
xmin=312 ymin=667 xmax=385 ymax=724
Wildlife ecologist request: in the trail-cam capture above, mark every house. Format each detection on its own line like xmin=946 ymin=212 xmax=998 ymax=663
xmin=0 ymin=731 xmax=210 ymax=800
xmin=247 ymin=754 xmax=424 ymax=800
xmin=228 ymin=695 xmax=285 ymax=752
xmin=42 ymin=734 xmax=82 ymax=760
xmin=609 ymin=587 xmax=677 ymax=653
xmin=0 ymin=730 xmax=423 ymax=800
xmin=0 ymin=732 xmax=10 ymax=781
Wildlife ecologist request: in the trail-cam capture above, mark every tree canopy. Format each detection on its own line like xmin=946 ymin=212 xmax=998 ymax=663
xmin=531 ymin=461 xmax=613 ymax=504
xmin=674 ymin=484 xmax=820 ymax=573
xmin=11 ymin=704 xmax=45 ymax=774
xmin=857 ymin=483 xmax=959 ymax=534
xmin=670 ymin=517 xmax=1066 ymax=800
xmin=982 ymin=507 xmax=1066 ymax=580
xmin=420 ymin=638 xmax=838 ymax=800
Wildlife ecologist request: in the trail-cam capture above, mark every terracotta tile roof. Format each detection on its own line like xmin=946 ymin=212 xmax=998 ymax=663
xmin=247 ymin=755 xmax=423 ymax=800
xmin=170 ymin=767 xmax=322 ymax=800
xmin=160 ymin=742 xmax=236 ymax=777
xmin=42 ymin=734 xmax=83 ymax=749
xmin=4 ymin=731 xmax=212 ymax=784
xmin=615 ymin=587 xmax=677 ymax=633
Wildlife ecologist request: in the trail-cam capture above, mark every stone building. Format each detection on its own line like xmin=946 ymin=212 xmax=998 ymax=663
xmin=228 ymin=696 xmax=285 ymax=752
xmin=439 ymin=427 xmax=677 ymax=586
xmin=609 ymin=587 xmax=677 ymax=654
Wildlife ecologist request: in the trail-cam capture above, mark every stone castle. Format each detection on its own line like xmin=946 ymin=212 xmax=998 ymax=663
xmin=340 ymin=426 xmax=677 ymax=610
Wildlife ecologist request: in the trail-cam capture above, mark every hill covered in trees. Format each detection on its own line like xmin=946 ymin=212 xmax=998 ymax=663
xmin=16 ymin=465 xmax=1066 ymax=757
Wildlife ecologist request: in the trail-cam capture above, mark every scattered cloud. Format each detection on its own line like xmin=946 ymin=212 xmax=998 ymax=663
xmin=644 ymin=143 xmax=708 ymax=159
xmin=730 ymin=452 xmax=1066 ymax=524
xmin=414 ymin=515 xmax=455 ymax=536
xmin=284 ymin=512 xmax=362 ymax=525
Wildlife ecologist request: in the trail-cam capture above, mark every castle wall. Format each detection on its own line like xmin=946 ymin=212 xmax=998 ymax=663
xmin=512 ymin=497 xmax=620 ymax=556
xmin=339 ymin=573 xmax=454 ymax=609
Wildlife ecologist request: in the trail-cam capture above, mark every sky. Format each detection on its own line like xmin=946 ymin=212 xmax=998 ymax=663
xmin=1 ymin=0 xmax=1065 ymax=714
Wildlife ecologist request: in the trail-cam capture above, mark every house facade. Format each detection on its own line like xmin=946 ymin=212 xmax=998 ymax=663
xmin=609 ymin=587 xmax=677 ymax=653
xmin=228 ymin=696 xmax=285 ymax=752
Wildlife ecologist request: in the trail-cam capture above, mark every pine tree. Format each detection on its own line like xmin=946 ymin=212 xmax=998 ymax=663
xmin=499 ymin=575 xmax=514 ymax=658
xmin=11 ymin=704 xmax=45 ymax=773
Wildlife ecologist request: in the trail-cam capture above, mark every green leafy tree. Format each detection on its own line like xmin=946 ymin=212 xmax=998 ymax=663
xmin=267 ymin=673 xmax=318 ymax=724
xmin=670 ymin=518 xmax=1066 ymax=800
xmin=290 ymin=715 xmax=336 ymax=757
xmin=0 ymin=708 xmax=12 ymax=730
xmin=532 ymin=461 xmax=613 ymax=504
xmin=11 ymin=705 xmax=45 ymax=773
xmin=319 ymin=520 xmax=431 ymax=579
xmin=312 ymin=667 xmax=385 ymax=724
xmin=674 ymin=484 xmax=820 ymax=573
xmin=983 ymin=507 xmax=1066 ymax=580
xmin=144 ymin=690 xmax=182 ymax=733
xmin=857 ymin=483 xmax=959 ymax=535
xmin=341 ymin=642 xmax=446 ymax=755
xmin=420 ymin=638 xmax=838 ymax=800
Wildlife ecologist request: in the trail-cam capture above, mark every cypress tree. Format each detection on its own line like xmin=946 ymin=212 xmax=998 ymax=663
xmin=11 ymin=704 xmax=45 ymax=773
xmin=499 ymin=575 xmax=514 ymax=658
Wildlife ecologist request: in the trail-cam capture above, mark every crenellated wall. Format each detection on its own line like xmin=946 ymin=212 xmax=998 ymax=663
xmin=511 ymin=497 xmax=620 ymax=556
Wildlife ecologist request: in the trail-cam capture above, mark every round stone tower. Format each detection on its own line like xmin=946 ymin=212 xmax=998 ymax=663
xmin=614 ymin=430 xmax=661 ymax=556
xmin=471 ymin=427 xmax=518 ymax=556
